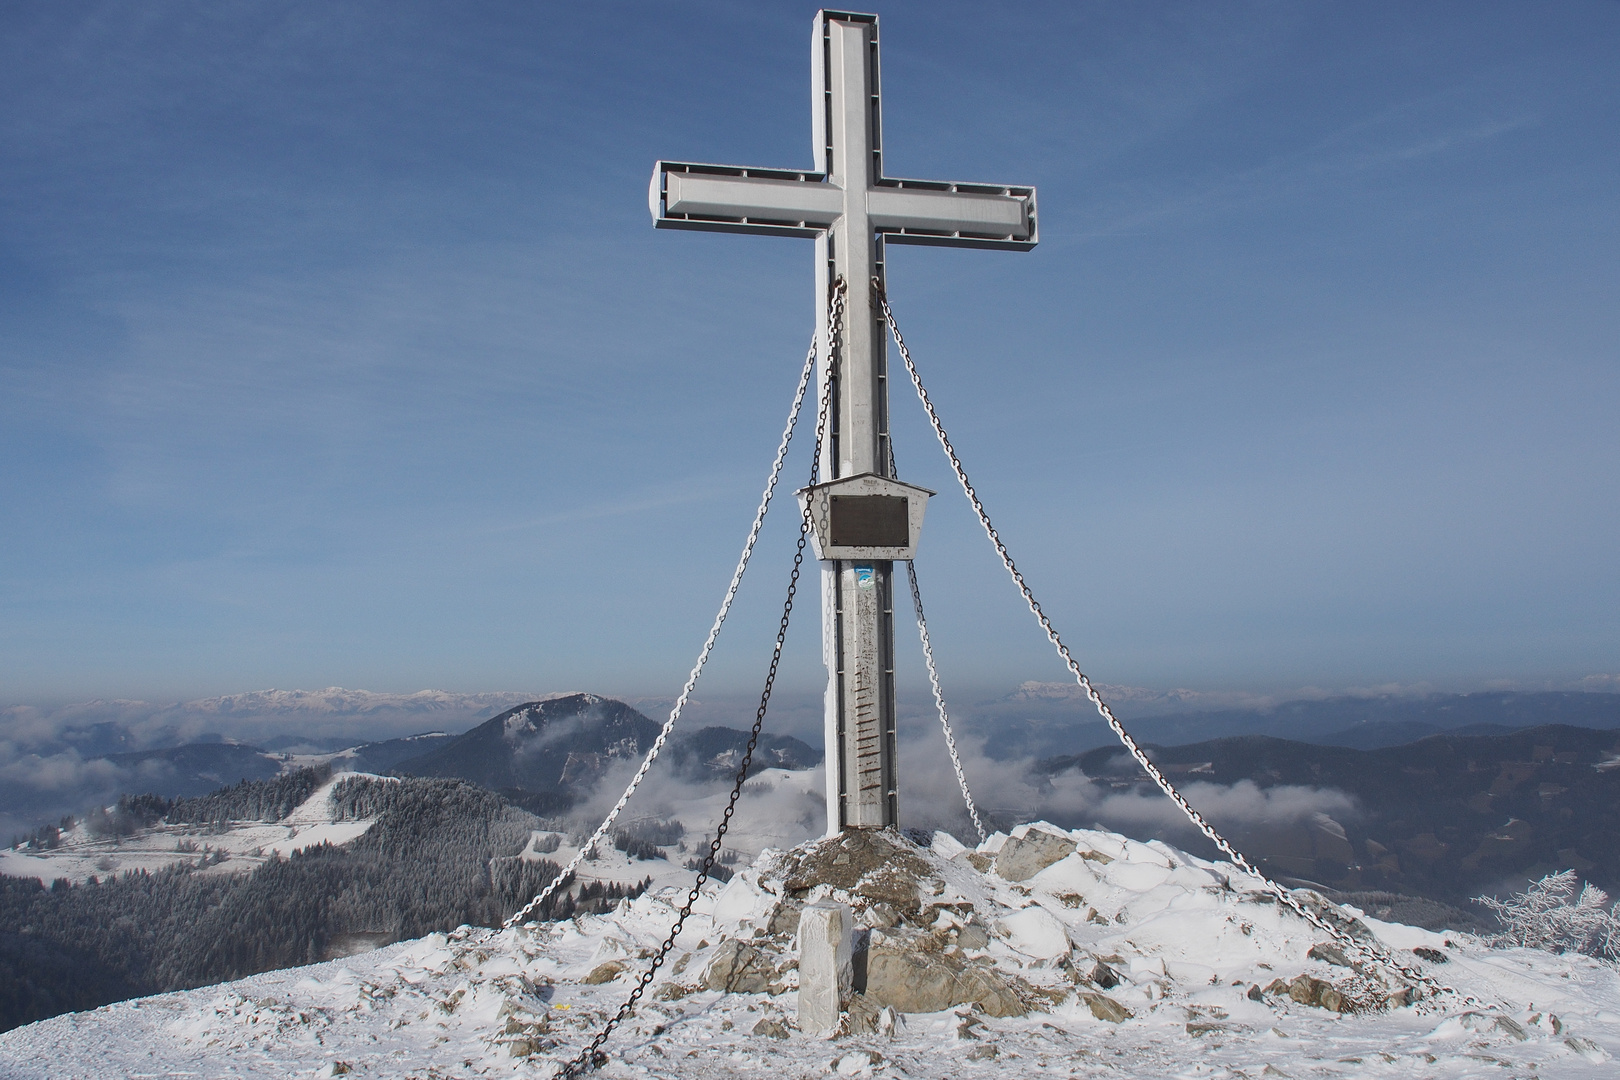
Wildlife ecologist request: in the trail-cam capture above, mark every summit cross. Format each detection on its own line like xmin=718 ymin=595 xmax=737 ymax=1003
xmin=650 ymin=9 xmax=1036 ymax=835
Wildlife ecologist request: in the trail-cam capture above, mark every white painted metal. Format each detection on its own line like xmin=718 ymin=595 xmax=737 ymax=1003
xmin=651 ymin=163 xmax=1034 ymax=245
xmin=798 ymin=473 xmax=933 ymax=561
xmin=650 ymin=10 xmax=1036 ymax=835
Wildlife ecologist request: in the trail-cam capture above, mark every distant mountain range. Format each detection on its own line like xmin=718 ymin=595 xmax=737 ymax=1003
xmin=1039 ymin=723 xmax=1620 ymax=908
xmin=969 ymin=690 xmax=1620 ymax=759
xmin=390 ymin=695 xmax=820 ymax=812
xmin=1 ymin=695 xmax=820 ymax=837
xmin=3 ymin=689 xmax=553 ymax=756
xmin=102 ymin=744 xmax=285 ymax=799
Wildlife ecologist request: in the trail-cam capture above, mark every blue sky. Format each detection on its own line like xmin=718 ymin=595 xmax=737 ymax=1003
xmin=2 ymin=1 xmax=1616 ymax=706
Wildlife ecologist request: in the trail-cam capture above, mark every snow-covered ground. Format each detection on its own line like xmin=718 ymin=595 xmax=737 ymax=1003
xmin=0 ymin=773 xmax=382 ymax=885
xmin=2 ymin=821 xmax=1616 ymax=1079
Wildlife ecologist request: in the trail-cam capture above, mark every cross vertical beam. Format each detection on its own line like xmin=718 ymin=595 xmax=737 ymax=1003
xmin=815 ymin=14 xmax=896 ymax=830
xmin=649 ymin=9 xmax=1036 ymax=835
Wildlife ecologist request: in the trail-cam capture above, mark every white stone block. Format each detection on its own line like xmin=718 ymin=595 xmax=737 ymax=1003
xmin=797 ymin=902 xmax=853 ymax=1035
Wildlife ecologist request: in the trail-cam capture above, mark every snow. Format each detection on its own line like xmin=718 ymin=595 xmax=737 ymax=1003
xmin=1000 ymin=905 xmax=1070 ymax=960
xmin=3 ymin=821 xmax=1617 ymax=1078
xmin=0 ymin=773 xmax=381 ymax=885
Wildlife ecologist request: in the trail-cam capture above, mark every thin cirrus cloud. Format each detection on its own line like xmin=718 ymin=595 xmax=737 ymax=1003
xmin=0 ymin=1 xmax=1616 ymax=704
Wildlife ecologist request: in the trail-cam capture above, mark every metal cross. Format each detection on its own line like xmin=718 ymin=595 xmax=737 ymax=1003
xmin=650 ymin=9 xmax=1036 ymax=834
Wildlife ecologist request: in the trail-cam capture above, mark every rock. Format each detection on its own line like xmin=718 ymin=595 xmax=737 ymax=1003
xmin=1291 ymin=891 xmax=1374 ymax=942
xmin=1307 ymin=943 xmax=1351 ymax=967
xmin=1086 ymin=961 xmax=1120 ymax=989
xmin=1268 ymin=974 xmax=1345 ymax=1012
xmin=957 ymin=923 xmax=990 ymax=950
xmin=780 ymin=830 xmax=936 ymax=918
xmin=864 ymin=943 xmax=1026 ymax=1017
xmin=844 ymin=995 xmax=881 ymax=1035
xmin=751 ymin=1017 xmax=790 ymax=1039
xmin=1412 ymin=946 xmax=1448 ymax=964
xmin=1078 ymin=991 xmax=1133 ymax=1023
xmin=831 ymin=1050 xmax=883 ymax=1076
xmin=1493 ymin=1015 xmax=1527 ymax=1041
xmin=703 ymin=940 xmax=775 ymax=994
xmin=583 ymin=961 xmax=625 ymax=985
xmin=1565 ymin=1037 xmax=1609 ymax=1063
xmin=864 ymin=902 xmax=902 ymax=928
xmin=994 ymin=828 xmax=1077 ymax=882
xmin=797 ymin=903 xmax=853 ymax=1035
xmin=764 ymin=898 xmax=804 ymax=937
xmin=966 ymin=1044 xmax=998 ymax=1060
xmin=1458 ymin=1010 xmax=1529 ymax=1040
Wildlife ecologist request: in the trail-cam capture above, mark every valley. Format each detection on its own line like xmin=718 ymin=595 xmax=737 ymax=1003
xmin=5 ymin=689 xmax=1620 ymax=1038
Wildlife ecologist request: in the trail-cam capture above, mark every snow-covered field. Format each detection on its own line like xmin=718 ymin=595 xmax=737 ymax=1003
xmin=0 ymin=773 xmax=382 ymax=885
xmin=4 ymin=820 xmax=1616 ymax=1079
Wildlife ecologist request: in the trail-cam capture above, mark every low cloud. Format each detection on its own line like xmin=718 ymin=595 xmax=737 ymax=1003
xmin=0 ymin=750 xmax=124 ymax=794
xmin=892 ymin=721 xmax=1357 ymax=849
xmin=1089 ymin=780 xmax=1357 ymax=836
xmin=564 ymin=749 xmax=828 ymax=858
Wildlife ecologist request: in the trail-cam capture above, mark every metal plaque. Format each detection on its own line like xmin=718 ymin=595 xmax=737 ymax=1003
xmin=830 ymin=495 xmax=909 ymax=548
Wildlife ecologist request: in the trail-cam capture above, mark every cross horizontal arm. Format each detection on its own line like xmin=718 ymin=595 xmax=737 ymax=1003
xmin=651 ymin=160 xmax=1038 ymax=249
xmin=651 ymin=162 xmax=834 ymax=238
xmin=868 ymin=181 xmax=1035 ymax=249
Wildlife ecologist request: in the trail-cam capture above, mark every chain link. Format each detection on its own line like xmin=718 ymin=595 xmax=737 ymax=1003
xmin=553 ymin=279 xmax=846 ymax=1078
xmin=904 ymin=559 xmax=987 ymax=843
xmin=887 ymin=444 xmax=986 ymax=843
xmin=874 ymin=278 xmax=1479 ymax=1008
xmin=503 ymin=332 xmax=820 ymax=929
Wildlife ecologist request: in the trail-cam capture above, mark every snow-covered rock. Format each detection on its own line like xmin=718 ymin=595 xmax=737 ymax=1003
xmin=3 ymin=822 xmax=1618 ymax=1078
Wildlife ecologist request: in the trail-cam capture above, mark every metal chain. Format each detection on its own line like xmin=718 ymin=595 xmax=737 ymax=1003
xmin=874 ymin=278 xmax=1476 ymax=1008
xmin=905 ymin=559 xmax=987 ymax=843
xmin=504 ymin=331 xmax=820 ymax=928
xmin=887 ymin=445 xmax=986 ymax=842
xmin=555 ymin=279 xmax=845 ymax=1078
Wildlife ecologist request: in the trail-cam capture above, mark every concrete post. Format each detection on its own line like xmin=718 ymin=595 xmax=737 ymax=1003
xmin=797 ymin=901 xmax=853 ymax=1035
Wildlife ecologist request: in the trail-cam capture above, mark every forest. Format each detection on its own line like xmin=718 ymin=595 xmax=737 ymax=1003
xmin=0 ymin=772 xmax=646 ymax=1033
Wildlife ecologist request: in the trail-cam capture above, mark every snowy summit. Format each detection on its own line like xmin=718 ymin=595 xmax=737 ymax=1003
xmin=1 ymin=822 xmax=1615 ymax=1078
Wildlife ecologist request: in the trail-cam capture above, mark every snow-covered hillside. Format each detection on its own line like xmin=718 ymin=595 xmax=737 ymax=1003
xmin=0 ymin=773 xmax=382 ymax=885
xmin=1 ymin=821 xmax=1615 ymax=1078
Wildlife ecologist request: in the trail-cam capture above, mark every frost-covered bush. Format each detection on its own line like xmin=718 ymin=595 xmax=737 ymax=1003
xmin=1474 ymin=870 xmax=1620 ymax=961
